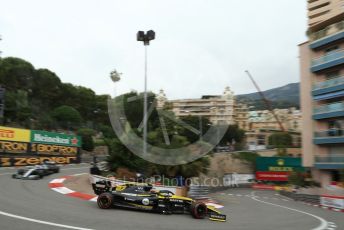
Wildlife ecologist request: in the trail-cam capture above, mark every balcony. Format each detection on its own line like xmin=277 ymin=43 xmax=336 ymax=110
xmin=313 ymin=102 xmax=344 ymax=119
xmin=314 ymin=129 xmax=344 ymax=144
xmin=311 ymin=49 xmax=344 ymax=72
xmin=309 ymin=21 xmax=344 ymax=49
xmin=312 ymin=76 xmax=344 ymax=96
xmin=315 ymin=154 xmax=344 ymax=169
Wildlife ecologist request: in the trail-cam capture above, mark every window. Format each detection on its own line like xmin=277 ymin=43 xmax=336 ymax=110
xmin=325 ymin=71 xmax=340 ymax=80
xmin=309 ymin=2 xmax=330 ymax=11
xmin=309 ymin=10 xmax=329 ymax=19
xmin=325 ymin=46 xmax=339 ymax=54
xmin=293 ymin=121 xmax=298 ymax=129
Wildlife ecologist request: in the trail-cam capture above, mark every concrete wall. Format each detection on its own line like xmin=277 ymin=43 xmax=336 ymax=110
xmin=206 ymin=153 xmax=253 ymax=178
xmin=311 ymin=168 xmax=332 ymax=186
xmin=299 ymin=42 xmax=315 ymax=167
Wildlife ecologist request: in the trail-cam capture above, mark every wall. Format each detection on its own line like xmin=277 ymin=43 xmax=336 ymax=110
xmin=299 ymin=42 xmax=315 ymax=167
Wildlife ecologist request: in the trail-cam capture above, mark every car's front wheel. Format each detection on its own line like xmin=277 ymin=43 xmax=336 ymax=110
xmin=97 ymin=193 xmax=113 ymax=209
xmin=190 ymin=202 xmax=207 ymax=219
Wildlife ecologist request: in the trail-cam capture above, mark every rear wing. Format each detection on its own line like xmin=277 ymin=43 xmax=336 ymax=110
xmin=92 ymin=180 xmax=112 ymax=195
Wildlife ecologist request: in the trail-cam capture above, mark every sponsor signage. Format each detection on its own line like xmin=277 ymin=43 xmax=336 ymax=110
xmin=31 ymin=143 xmax=78 ymax=155
xmin=0 ymin=141 xmax=78 ymax=155
xmin=0 ymin=140 xmax=29 ymax=154
xmin=256 ymin=157 xmax=304 ymax=172
xmin=0 ymin=126 xmax=82 ymax=167
xmin=31 ymin=130 xmax=81 ymax=147
xmin=268 ymin=166 xmax=293 ymax=172
xmin=320 ymin=195 xmax=344 ymax=210
xmin=256 ymin=171 xmax=289 ymax=181
xmin=0 ymin=156 xmax=79 ymax=167
xmin=0 ymin=126 xmax=30 ymax=142
xmin=252 ymin=184 xmax=276 ymax=190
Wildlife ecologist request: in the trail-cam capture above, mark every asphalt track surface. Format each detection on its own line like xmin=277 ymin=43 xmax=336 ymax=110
xmin=0 ymin=165 xmax=342 ymax=230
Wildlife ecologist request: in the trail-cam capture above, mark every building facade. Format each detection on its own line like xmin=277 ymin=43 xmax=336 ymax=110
xmin=248 ymin=108 xmax=302 ymax=132
xmin=299 ymin=0 xmax=344 ymax=186
xmin=234 ymin=103 xmax=249 ymax=130
xmin=157 ymin=87 xmax=249 ymax=129
xmin=246 ymin=129 xmax=302 ymax=151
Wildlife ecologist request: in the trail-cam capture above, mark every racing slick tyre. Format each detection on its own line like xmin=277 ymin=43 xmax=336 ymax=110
xmin=190 ymin=202 xmax=208 ymax=219
xmin=97 ymin=192 xmax=114 ymax=209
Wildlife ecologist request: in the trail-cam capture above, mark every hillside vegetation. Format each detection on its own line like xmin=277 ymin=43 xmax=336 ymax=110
xmin=237 ymin=83 xmax=300 ymax=110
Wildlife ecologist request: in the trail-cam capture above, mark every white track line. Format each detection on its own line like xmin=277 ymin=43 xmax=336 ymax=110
xmin=89 ymin=197 xmax=98 ymax=202
xmin=50 ymin=178 xmax=66 ymax=184
xmin=251 ymin=191 xmax=329 ymax=230
xmin=0 ymin=168 xmax=93 ymax=229
xmin=0 ymin=210 xmax=94 ymax=230
xmin=51 ymin=187 xmax=75 ymax=194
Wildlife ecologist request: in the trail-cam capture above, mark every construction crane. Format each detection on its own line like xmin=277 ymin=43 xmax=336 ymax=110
xmin=245 ymin=70 xmax=285 ymax=132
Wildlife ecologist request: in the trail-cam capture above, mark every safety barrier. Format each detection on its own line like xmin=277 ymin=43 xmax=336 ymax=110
xmin=187 ymin=185 xmax=211 ymax=199
xmin=279 ymin=190 xmax=320 ymax=205
xmin=89 ymin=174 xmax=183 ymax=196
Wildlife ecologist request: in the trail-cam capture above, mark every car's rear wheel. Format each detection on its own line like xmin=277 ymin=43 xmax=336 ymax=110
xmin=97 ymin=193 xmax=113 ymax=209
xmin=190 ymin=202 xmax=207 ymax=219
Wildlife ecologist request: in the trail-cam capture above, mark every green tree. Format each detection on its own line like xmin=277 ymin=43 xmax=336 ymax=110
xmin=0 ymin=57 xmax=35 ymax=91
xmin=268 ymin=132 xmax=293 ymax=156
xmin=32 ymin=69 xmax=62 ymax=109
xmin=0 ymin=56 xmax=112 ymax=131
xmin=155 ymin=157 xmax=210 ymax=178
xmin=99 ymin=125 xmax=116 ymax=139
xmin=52 ymin=105 xmax=82 ymax=129
xmin=217 ymin=125 xmax=245 ymax=149
xmin=288 ymin=172 xmax=306 ymax=187
xmin=92 ymin=95 xmax=111 ymax=127
xmin=105 ymin=138 xmax=147 ymax=172
xmin=77 ymin=128 xmax=95 ymax=152
xmin=106 ymin=92 xmax=211 ymax=178
xmin=179 ymin=116 xmax=211 ymax=143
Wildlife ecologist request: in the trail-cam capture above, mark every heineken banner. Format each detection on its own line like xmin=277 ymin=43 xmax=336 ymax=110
xmin=0 ymin=126 xmax=82 ymax=167
xmin=31 ymin=130 xmax=81 ymax=147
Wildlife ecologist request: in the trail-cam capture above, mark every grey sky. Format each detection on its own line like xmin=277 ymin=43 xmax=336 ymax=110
xmin=0 ymin=0 xmax=307 ymax=99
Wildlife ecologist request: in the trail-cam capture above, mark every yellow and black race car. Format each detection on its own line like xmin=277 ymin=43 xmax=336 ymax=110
xmin=92 ymin=180 xmax=226 ymax=222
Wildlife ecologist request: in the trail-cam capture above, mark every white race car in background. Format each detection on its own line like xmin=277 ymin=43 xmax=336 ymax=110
xmin=12 ymin=161 xmax=60 ymax=180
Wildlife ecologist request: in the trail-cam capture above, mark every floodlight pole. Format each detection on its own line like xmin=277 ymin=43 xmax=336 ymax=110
xmin=137 ymin=30 xmax=155 ymax=158
xmin=143 ymin=44 xmax=148 ymax=159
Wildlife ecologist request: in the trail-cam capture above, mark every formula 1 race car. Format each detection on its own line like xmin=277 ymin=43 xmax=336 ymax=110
xmin=42 ymin=161 xmax=60 ymax=173
xmin=92 ymin=180 xmax=226 ymax=222
xmin=12 ymin=162 xmax=60 ymax=180
xmin=12 ymin=166 xmax=46 ymax=179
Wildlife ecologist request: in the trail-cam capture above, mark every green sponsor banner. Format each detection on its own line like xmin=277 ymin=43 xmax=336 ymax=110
xmin=31 ymin=130 xmax=81 ymax=147
xmin=256 ymin=157 xmax=304 ymax=172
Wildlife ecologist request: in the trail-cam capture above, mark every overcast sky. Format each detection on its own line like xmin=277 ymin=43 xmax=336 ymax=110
xmin=0 ymin=0 xmax=307 ymax=99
